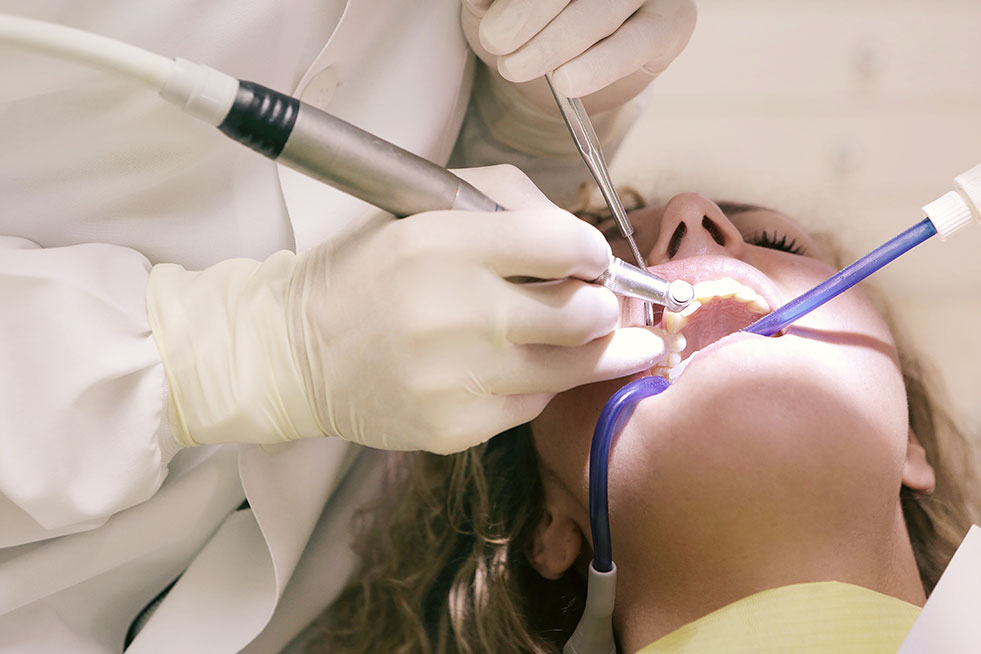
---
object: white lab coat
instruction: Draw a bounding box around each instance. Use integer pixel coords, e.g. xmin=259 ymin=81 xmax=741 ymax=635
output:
xmin=0 ymin=0 xmax=525 ymax=651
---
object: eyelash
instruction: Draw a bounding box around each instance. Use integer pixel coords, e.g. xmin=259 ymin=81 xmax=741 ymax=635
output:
xmin=749 ymin=231 xmax=806 ymax=255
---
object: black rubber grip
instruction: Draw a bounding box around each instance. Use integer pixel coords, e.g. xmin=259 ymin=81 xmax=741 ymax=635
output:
xmin=218 ymin=80 xmax=299 ymax=159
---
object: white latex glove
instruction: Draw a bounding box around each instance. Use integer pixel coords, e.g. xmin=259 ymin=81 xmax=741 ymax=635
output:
xmin=147 ymin=165 xmax=666 ymax=454
xmin=462 ymin=0 xmax=697 ymax=114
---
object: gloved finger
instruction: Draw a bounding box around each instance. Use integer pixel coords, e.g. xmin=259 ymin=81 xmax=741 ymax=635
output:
xmin=451 ymin=164 xmax=553 ymax=211
xmin=502 ymin=279 xmax=620 ymax=347
xmin=490 ymin=327 xmax=668 ymax=395
xmin=550 ymin=0 xmax=697 ymax=98
xmin=496 ymin=0 xmax=644 ymax=84
xmin=477 ymin=0 xmax=569 ymax=56
xmin=424 ymin=391 xmax=555 ymax=454
xmin=437 ymin=208 xmax=612 ymax=281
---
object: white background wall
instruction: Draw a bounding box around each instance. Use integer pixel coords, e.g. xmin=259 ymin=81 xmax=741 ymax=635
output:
xmin=612 ymin=0 xmax=981 ymax=443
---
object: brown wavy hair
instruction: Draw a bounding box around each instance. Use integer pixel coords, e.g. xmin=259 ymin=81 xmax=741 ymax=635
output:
xmin=307 ymin=193 xmax=980 ymax=654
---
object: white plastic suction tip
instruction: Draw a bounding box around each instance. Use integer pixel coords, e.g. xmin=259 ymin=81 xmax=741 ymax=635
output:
xmin=923 ymin=191 xmax=972 ymax=241
xmin=923 ymin=164 xmax=981 ymax=241
xmin=954 ymin=164 xmax=981 ymax=221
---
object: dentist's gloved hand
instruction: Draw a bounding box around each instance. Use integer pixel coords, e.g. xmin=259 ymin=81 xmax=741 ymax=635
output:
xmin=461 ymin=0 xmax=697 ymax=113
xmin=147 ymin=165 xmax=666 ymax=454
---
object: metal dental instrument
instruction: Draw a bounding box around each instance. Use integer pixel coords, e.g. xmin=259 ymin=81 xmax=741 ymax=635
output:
xmin=544 ymin=71 xmax=671 ymax=325
xmin=0 ymin=13 xmax=694 ymax=311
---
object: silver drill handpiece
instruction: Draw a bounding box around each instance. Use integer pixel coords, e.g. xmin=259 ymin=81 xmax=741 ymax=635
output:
xmin=215 ymin=80 xmax=500 ymax=216
xmin=593 ymin=258 xmax=694 ymax=313
xmin=210 ymin=79 xmax=697 ymax=310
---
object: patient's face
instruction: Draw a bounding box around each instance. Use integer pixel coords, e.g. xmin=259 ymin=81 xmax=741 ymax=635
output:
xmin=531 ymin=194 xmax=910 ymax=567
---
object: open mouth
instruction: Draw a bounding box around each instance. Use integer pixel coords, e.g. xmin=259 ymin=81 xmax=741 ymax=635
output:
xmin=633 ymin=258 xmax=785 ymax=381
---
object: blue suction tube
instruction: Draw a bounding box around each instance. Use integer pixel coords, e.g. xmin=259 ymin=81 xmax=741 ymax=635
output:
xmin=743 ymin=218 xmax=938 ymax=336
xmin=589 ymin=375 xmax=671 ymax=572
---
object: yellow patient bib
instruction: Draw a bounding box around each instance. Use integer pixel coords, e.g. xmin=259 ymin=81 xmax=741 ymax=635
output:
xmin=638 ymin=582 xmax=920 ymax=654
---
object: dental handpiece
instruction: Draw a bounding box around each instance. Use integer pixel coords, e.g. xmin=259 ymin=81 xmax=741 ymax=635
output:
xmin=210 ymin=74 xmax=692 ymax=310
xmin=0 ymin=14 xmax=693 ymax=311
xmin=159 ymin=62 xmax=694 ymax=310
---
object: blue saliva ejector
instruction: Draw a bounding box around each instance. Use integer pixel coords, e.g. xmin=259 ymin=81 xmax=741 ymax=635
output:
xmin=567 ymin=165 xmax=981 ymax=654
xmin=745 ymin=164 xmax=981 ymax=336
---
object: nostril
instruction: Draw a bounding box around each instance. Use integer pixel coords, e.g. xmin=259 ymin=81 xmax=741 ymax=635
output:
xmin=667 ymin=222 xmax=687 ymax=258
xmin=702 ymin=216 xmax=726 ymax=246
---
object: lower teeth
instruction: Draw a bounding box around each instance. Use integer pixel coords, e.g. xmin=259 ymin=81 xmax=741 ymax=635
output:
xmin=652 ymin=352 xmax=694 ymax=381
xmin=667 ymin=356 xmax=692 ymax=381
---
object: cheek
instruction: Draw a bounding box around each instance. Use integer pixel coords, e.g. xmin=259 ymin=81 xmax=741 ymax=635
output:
xmin=744 ymin=248 xmax=835 ymax=295
xmin=701 ymin=258 xmax=908 ymax=461
xmin=610 ymin=208 xmax=664 ymax=262
xmin=533 ymin=378 xmax=637 ymax=498
xmin=746 ymin=249 xmax=899 ymax=350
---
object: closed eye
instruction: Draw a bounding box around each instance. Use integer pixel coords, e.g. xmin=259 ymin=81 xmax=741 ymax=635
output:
xmin=749 ymin=230 xmax=806 ymax=255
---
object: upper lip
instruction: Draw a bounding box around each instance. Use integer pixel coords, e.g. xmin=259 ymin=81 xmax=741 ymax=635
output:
xmin=624 ymin=255 xmax=785 ymax=327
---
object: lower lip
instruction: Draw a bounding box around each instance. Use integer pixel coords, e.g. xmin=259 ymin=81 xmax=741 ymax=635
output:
xmin=669 ymin=330 xmax=774 ymax=382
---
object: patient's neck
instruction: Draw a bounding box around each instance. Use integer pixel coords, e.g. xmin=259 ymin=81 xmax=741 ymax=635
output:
xmin=612 ymin=501 xmax=925 ymax=653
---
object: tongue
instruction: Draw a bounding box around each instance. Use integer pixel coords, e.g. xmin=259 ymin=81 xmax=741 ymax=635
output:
xmin=679 ymin=301 xmax=760 ymax=357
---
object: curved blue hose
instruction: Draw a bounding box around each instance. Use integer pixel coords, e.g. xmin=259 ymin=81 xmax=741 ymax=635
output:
xmin=589 ymin=375 xmax=670 ymax=572
xmin=744 ymin=218 xmax=937 ymax=336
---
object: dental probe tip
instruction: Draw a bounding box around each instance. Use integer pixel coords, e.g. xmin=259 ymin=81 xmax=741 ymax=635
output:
xmin=624 ymin=234 xmax=645 ymax=267
xmin=642 ymin=303 xmax=656 ymax=326
xmin=623 ymin=234 xmax=657 ymax=324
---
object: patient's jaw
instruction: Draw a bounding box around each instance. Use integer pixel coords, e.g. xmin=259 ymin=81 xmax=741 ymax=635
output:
xmin=530 ymin=194 xmax=933 ymax=652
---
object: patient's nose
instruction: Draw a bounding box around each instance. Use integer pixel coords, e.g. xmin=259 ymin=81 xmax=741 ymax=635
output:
xmin=647 ymin=193 xmax=744 ymax=264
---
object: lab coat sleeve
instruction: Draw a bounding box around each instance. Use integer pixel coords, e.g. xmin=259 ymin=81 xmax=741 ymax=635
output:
xmin=0 ymin=235 xmax=180 ymax=544
xmin=449 ymin=60 xmax=643 ymax=208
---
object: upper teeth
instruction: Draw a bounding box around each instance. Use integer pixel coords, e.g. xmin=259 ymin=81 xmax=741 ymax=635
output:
xmin=662 ymin=277 xmax=769 ymax=334
xmin=650 ymin=277 xmax=771 ymax=380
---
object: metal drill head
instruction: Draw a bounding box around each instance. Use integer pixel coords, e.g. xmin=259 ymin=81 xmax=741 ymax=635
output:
xmin=666 ymin=280 xmax=695 ymax=312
